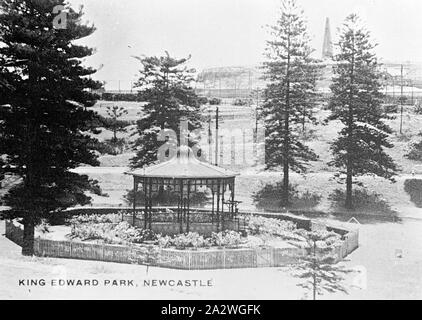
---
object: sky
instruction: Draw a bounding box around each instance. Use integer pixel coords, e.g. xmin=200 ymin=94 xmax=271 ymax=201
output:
xmin=69 ymin=0 xmax=422 ymax=89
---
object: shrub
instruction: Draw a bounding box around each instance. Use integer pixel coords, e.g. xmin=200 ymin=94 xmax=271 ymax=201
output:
xmin=103 ymin=138 xmax=128 ymax=155
xmin=69 ymin=217 xmax=158 ymax=245
xmin=101 ymin=92 xmax=140 ymax=102
xmin=415 ymin=101 xmax=422 ymax=114
xmin=198 ymin=97 xmax=208 ymax=105
xmin=209 ymin=97 xmax=222 ymax=105
xmin=91 ymin=138 xmax=128 ymax=156
xmin=233 ymin=98 xmax=249 ymax=106
xmin=404 ymin=179 xmax=422 ymax=208
xmin=405 ymin=140 xmax=422 ymax=161
xmin=138 ymin=229 xmax=158 ymax=242
xmin=252 ymin=183 xmax=321 ymax=210
xmin=69 ymin=213 xmax=121 ymax=225
xmin=211 ymin=230 xmax=242 ymax=248
xmin=70 ymin=223 xmax=113 ymax=241
xmin=383 ymin=104 xmax=398 ymax=113
xmin=328 ymin=188 xmax=396 ymax=215
xmin=111 ymin=222 xmax=143 ymax=244
xmin=156 ymin=231 xmax=243 ymax=249
xmin=157 ymin=235 xmax=173 ymax=248
xmin=170 ymin=232 xmax=210 ymax=250
xmin=293 ymin=229 xmax=343 ymax=249
xmin=247 ymin=216 xmax=299 ymax=241
xmin=91 ymin=140 xmax=118 ymax=155
xmin=36 ymin=219 xmax=51 ymax=234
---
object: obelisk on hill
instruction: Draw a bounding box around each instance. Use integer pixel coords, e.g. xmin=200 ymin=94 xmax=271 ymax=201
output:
xmin=322 ymin=17 xmax=333 ymax=59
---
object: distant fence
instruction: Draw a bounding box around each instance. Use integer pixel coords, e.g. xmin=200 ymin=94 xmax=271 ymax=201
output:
xmin=4 ymin=214 xmax=358 ymax=269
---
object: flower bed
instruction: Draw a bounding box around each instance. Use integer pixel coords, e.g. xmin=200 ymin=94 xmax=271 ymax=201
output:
xmin=61 ymin=213 xmax=345 ymax=255
xmin=157 ymin=230 xmax=243 ymax=250
xmin=68 ymin=213 xmax=244 ymax=249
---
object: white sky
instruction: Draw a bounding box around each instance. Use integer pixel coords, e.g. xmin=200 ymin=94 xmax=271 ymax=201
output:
xmin=69 ymin=0 xmax=422 ymax=86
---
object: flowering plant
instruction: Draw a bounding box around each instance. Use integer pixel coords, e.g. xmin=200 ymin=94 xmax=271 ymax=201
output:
xmin=247 ymin=216 xmax=299 ymax=240
xmin=211 ymin=230 xmax=242 ymax=248
xmin=171 ymin=232 xmax=211 ymax=250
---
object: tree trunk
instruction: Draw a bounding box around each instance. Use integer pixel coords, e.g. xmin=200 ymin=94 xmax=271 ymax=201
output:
xmin=345 ymin=32 xmax=356 ymax=210
xmin=313 ymin=241 xmax=317 ymax=300
xmin=283 ymin=159 xmax=289 ymax=206
xmin=345 ymin=169 xmax=353 ymax=209
xmin=22 ymin=216 xmax=35 ymax=256
xmin=283 ymin=29 xmax=291 ymax=206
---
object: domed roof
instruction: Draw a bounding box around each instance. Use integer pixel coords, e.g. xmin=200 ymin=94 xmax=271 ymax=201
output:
xmin=127 ymin=146 xmax=238 ymax=179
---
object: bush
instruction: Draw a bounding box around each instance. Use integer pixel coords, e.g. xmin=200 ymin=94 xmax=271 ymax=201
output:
xmin=404 ymin=179 xmax=422 ymax=207
xmin=415 ymin=101 xmax=422 ymax=114
xmin=70 ymin=219 xmax=158 ymax=245
xmin=383 ymin=104 xmax=398 ymax=113
xmin=138 ymin=229 xmax=158 ymax=242
xmin=170 ymin=232 xmax=211 ymax=250
xmin=252 ymin=183 xmax=321 ymax=210
xmin=233 ymin=98 xmax=249 ymax=106
xmin=101 ymin=92 xmax=139 ymax=102
xmin=36 ymin=219 xmax=51 ymax=234
xmin=198 ymin=97 xmax=208 ymax=105
xmin=91 ymin=140 xmax=118 ymax=155
xmin=405 ymin=139 xmax=422 ymax=161
xmin=156 ymin=231 xmax=243 ymax=249
xmin=294 ymin=229 xmax=342 ymax=249
xmin=91 ymin=138 xmax=128 ymax=156
xmin=328 ymin=188 xmax=396 ymax=215
xmin=211 ymin=230 xmax=242 ymax=248
xmin=157 ymin=235 xmax=173 ymax=248
xmin=104 ymin=138 xmax=128 ymax=155
xmin=70 ymin=223 xmax=113 ymax=241
xmin=111 ymin=222 xmax=144 ymax=244
xmin=209 ymin=97 xmax=222 ymax=105
xmin=247 ymin=216 xmax=299 ymax=241
xmin=69 ymin=213 xmax=122 ymax=225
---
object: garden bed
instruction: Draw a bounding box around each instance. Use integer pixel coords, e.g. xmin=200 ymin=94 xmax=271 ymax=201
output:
xmin=6 ymin=211 xmax=359 ymax=270
xmin=35 ymin=216 xmax=298 ymax=251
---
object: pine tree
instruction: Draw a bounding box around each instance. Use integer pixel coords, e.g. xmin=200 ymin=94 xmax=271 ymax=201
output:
xmin=101 ymin=105 xmax=130 ymax=154
xmin=105 ymin=105 xmax=129 ymax=142
xmin=0 ymin=0 xmax=102 ymax=255
xmin=293 ymin=230 xmax=352 ymax=300
xmin=130 ymin=52 xmax=203 ymax=168
xmin=328 ymin=14 xmax=398 ymax=209
xmin=262 ymin=0 xmax=321 ymax=205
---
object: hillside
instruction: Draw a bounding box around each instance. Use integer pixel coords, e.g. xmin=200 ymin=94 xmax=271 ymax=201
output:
xmin=55 ymin=101 xmax=422 ymax=220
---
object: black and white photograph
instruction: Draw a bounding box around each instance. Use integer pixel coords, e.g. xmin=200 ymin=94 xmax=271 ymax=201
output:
xmin=0 ymin=0 xmax=421 ymax=303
